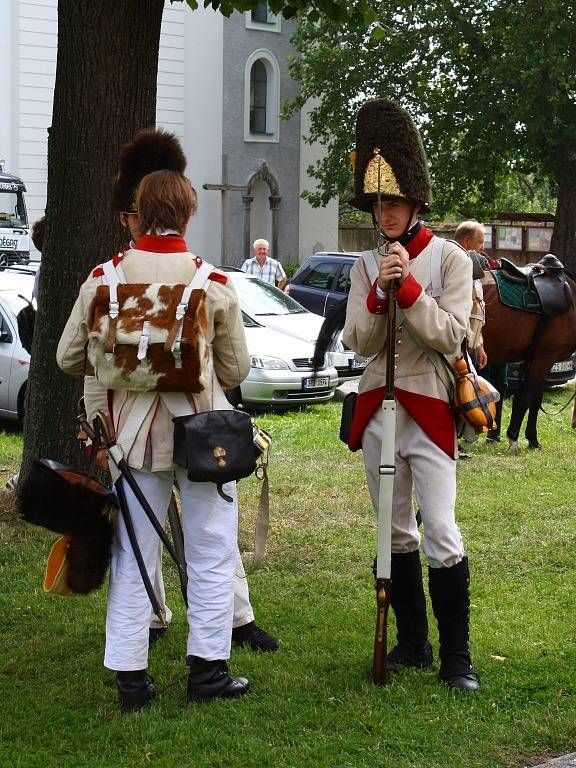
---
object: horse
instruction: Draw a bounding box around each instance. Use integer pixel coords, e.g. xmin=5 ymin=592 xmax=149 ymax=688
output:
xmin=481 ymin=269 xmax=576 ymax=452
xmin=312 ymin=261 xmax=576 ymax=454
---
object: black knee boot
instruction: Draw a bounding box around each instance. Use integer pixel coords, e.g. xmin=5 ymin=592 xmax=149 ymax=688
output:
xmin=116 ymin=670 xmax=156 ymax=713
xmin=385 ymin=551 xmax=433 ymax=671
xmin=428 ymin=558 xmax=480 ymax=691
xmin=186 ymin=657 xmax=250 ymax=703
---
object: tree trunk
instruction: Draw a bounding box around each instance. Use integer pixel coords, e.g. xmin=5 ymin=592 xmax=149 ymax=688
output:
xmin=21 ymin=0 xmax=165 ymax=482
xmin=550 ymin=179 xmax=576 ymax=275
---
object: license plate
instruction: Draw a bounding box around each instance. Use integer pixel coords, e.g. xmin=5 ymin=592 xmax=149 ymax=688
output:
xmin=551 ymin=360 xmax=573 ymax=373
xmin=303 ymin=376 xmax=330 ymax=389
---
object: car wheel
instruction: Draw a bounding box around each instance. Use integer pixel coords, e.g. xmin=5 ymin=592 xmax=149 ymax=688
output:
xmin=0 ymin=254 xmax=8 ymax=268
xmin=17 ymin=384 xmax=26 ymax=424
xmin=226 ymin=386 xmax=243 ymax=409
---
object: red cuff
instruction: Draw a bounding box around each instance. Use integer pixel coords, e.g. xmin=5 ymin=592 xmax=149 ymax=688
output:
xmin=366 ymin=281 xmax=389 ymax=314
xmin=396 ymin=273 xmax=422 ymax=309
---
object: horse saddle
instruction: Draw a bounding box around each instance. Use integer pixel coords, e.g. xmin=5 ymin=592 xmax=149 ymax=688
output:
xmin=498 ymin=255 xmax=573 ymax=317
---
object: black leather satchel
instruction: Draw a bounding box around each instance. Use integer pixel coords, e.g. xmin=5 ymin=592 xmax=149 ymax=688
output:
xmin=339 ymin=391 xmax=358 ymax=445
xmin=172 ymin=410 xmax=257 ymax=501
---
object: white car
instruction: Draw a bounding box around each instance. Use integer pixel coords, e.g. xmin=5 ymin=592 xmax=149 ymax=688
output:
xmin=238 ymin=310 xmax=338 ymax=408
xmin=226 ymin=269 xmax=366 ymax=383
xmin=0 ymin=287 xmax=31 ymax=421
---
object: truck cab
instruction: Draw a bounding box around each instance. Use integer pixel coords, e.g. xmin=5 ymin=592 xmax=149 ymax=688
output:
xmin=0 ymin=163 xmax=30 ymax=267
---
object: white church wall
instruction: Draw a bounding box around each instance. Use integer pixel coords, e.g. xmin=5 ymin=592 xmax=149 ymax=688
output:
xmin=157 ymin=4 xmax=186 ymax=141
xmin=179 ymin=5 xmax=223 ymax=263
xmin=298 ymin=100 xmax=338 ymax=263
xmin=5 ymin=0 xmax=224 ymax=263
xmin=0 ymin=0 xmax=17 ymax=174
xmin=14 ymin=0 xmax=57 ymax=255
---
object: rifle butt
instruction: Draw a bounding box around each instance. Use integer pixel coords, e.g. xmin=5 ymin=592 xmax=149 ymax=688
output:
xmin=372 ymin=578 xmax=391 ymax=685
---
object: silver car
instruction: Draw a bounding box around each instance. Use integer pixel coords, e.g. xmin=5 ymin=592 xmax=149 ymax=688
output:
xmin=226 ymin=270 xmax=366 ymax=383
xmin=239 ymin=311 xmax=338 ymax=408
xmin=0 ymin=288 xmax=31 ymax=421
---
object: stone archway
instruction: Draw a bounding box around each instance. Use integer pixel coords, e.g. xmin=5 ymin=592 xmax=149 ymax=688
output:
xmin=242 ymin=161 xmax=281 ymax=260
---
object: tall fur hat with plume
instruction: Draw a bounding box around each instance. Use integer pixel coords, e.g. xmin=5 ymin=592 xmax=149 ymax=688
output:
xmin=18 ymin=459 xmax=115 ymax=594
xmin=112 ymin=128 xmax=187 ymax=213
xmin=349 ymin=99 xmax=432 ymax=213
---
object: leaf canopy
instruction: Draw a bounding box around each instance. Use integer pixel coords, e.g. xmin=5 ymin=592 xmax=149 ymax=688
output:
xmin=184 ymin=0 xmax=377 ymax=25
xmin=287 ymin=0 xmax=576 ymax=218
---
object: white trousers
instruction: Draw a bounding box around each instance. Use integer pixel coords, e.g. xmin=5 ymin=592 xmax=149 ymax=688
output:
xmin=362 ymin=401 xmax=464 ymax=569
xmin=149 ymin=544 xmax=254 ymax=631
xmin=104 ymin=467 xmax=237 ymax=671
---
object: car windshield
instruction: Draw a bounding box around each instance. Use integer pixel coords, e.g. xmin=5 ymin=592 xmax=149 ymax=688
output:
xmin=232 ymin=276 xmax=306 ymax=316
xmin=0 ymin=290 xmax=31 ymax=316
xmin=0 ymin=191 xmax=28 ymax=229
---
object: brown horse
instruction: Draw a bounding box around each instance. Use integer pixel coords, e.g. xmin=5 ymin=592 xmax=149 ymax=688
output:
xmin=481 ymin=271 xmax=576 ymax=452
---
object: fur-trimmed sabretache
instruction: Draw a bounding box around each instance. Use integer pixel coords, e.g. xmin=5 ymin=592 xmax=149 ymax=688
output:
xmin=18 ymin=459 xmax=115 ymax=594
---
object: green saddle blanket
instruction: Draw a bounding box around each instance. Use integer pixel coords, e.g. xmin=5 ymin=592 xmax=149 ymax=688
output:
xmin=492 ymin=270 xmax=541 ymax=314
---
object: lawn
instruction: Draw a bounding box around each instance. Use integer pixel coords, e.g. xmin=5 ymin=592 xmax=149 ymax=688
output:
xmin=1 ymin=390 xmax=575 ymax=768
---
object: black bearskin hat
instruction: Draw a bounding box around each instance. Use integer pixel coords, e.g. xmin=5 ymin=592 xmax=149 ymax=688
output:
xmin=349 ymin=99 xmax=431 ymax=213
xmin=112 ymin=128 xmax=187 ymax=213
xmin=18 ymin=459 xmax=115 ymax=594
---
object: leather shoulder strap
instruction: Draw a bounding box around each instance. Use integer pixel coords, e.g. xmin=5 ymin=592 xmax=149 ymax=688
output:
xmin=361 ymin=239 xmax=445 ymax=298
xmin=361 ymin=250 xmax=380 ymax=284
xmin=101 ymin=258 xmax=125 ymax=287
xmin=430 ymin=236 xmax=445 ymax=298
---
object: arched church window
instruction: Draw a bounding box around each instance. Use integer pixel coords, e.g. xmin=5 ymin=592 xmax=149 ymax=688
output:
xmin=244 ymin=50 xmax=280 ymax=143
xmin=250 ymin=60 xmax=268 ymax=134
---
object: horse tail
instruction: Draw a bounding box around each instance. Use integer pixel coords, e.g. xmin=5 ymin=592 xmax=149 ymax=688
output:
xmin=312 ymin=299 xmax=348 ymax=374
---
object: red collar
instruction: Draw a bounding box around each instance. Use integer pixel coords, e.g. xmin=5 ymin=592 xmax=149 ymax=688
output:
xmin=405 ymin=226 xmax=434 ymax=259
xmin=133 ymin=234 xmax=188 ymax=253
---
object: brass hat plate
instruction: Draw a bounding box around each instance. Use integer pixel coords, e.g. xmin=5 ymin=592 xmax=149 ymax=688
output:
xmin=363 ymin=148 xmax=403 ymax=197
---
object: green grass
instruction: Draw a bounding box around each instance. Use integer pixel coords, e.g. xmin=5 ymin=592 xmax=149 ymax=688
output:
xmin=1 ymin=390 xmax=576 ymax=768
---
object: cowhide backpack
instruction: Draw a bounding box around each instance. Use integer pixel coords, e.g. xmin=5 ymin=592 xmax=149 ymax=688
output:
xmin=87 ymin=256 xmax=214 ymax=392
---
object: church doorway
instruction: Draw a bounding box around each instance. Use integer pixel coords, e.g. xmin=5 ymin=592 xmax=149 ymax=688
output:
xmin=249 ymin=179 xmax=272 ymax=248
xmin=243 ymin=161 xmax=281 ymax=261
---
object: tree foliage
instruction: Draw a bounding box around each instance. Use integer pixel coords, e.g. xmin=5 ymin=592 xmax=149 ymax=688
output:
xmin=287 ymin=0 xmax=576 ymax=245
xmin=185 ymin=0 xmax=377 ymax=24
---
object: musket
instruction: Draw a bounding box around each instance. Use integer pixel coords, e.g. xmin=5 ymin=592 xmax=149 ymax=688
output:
xmin=371 ymin=171 xmax=397 ymax=686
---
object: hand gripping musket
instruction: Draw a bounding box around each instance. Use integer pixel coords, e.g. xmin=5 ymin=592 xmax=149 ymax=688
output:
xmin=372 ymin=167 xmax=397 ymax=686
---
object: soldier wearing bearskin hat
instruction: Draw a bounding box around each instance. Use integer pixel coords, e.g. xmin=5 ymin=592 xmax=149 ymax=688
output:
xmin=56 ymin=129 xmax=253 ymax=712
xmin=344 ymin=100 xmax=479 ymax=691
xmin=84 ymin=129 xmax=278 ymax=656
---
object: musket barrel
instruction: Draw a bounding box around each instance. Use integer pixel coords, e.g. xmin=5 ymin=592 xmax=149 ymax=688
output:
xmin=371 ymin=258 xmax=398 ymax=685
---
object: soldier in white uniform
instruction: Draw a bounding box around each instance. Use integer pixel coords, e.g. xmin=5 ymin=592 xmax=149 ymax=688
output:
xmin=83 ymin=130 xmax=278 ymax=655
xmin=343 ymin=100 xmax=480 ymax=691
xmin=57 ymin=130 xmax=253 ymax=711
